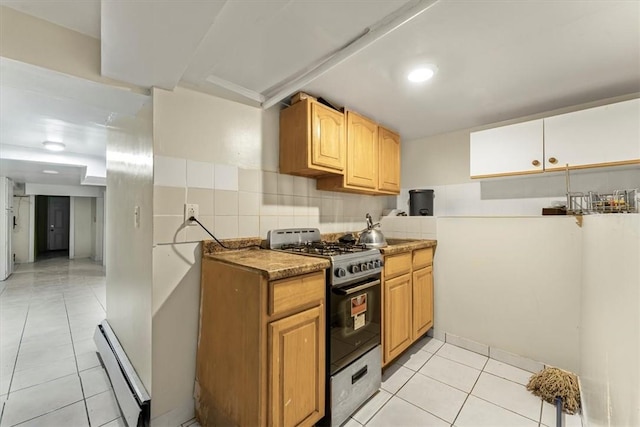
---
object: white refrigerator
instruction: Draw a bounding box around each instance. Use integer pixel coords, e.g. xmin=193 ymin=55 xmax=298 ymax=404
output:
xmin=0 ymin=177 xmax=14 ymax=281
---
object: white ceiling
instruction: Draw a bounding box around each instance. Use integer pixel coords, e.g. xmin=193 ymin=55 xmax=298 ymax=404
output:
xmin=2 ymin=0 xmax=639 ymax=141
xmin=0 ymin=58 xmax=149 ymax=186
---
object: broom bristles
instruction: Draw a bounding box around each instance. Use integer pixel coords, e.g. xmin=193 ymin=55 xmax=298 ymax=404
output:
xmin=527 ymin=367 xmax=581 ymax=415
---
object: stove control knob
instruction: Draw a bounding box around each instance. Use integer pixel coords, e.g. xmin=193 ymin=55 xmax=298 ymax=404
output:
xmin=350 ymin=264 xmax=360 ymax=274
xmin=373 ymin=260 xmax=382 ymax=268
xmin=360 ymin=263 xmax=369 ymax=271
xmin=367 ymin=261 xmax=375 ymax=270
xmin=335 ymin=267 xmax=347 ymax=278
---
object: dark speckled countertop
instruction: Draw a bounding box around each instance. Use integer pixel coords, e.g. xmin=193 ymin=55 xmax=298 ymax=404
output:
xmin=201 ymin=236 xmax=436 ymax=279
xmin=380 ymin=239 xmax=437 ymax=255
xmin=202 ymin=239 xmax=329 ymax=281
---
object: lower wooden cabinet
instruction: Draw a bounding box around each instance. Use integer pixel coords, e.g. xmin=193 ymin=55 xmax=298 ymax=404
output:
xmin=383 ymin=273 xmax=413 ymax=362
xmin=412 ymin=265 xmax=434 ymax=340
xmin=196 ymin=261 xmax=325 ymax=427
xmin=269 ymin=305 xmax=325 ymax=427
xmin=382 ymin=247 xmax=434 ymax=366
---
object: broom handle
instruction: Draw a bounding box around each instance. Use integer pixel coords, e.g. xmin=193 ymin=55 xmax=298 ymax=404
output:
xmin=555 ymin=396 xmax=563 ymax=427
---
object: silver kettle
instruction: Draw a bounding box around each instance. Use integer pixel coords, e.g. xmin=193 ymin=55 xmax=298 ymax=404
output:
xmin=358 ymin=213 xmax=387 ymax=248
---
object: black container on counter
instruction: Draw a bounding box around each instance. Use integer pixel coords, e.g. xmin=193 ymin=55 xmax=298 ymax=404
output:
xmin=409 ymin=189 xmax=434 ymax=216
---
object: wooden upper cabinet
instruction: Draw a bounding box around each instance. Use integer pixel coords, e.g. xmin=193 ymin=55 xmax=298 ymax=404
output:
xmin=280 ymin=99 xmax=345 ymax=176
xmin=311 ymin=103 xmax=345 ymax=171
xmin=346 ymin=111 xmax=379 ymax=189
xmin=378 ymin=127 xmax=401 ymax=193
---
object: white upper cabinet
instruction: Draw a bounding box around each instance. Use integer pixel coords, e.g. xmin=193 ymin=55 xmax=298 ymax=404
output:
xmin=470 ymin=98 xmax=640 ymax=178
xmin=544 ymin=98 xmax=640 ymax=170
xmin=470 ymin=119 xmax=544 ymax=178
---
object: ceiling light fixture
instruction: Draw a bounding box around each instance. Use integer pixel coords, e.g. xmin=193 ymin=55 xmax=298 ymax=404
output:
xmin=42 ymin=170 xmax=59 ymax=174
xmin=407 ymin=65 xmax=437 ymax=83
xmin=43 ymin=141 xmax=66 ymax=152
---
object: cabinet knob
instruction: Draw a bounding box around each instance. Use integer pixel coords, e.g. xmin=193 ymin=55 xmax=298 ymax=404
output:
xmin=548 ymin=157 xmax=558 ymax=164
xmin=532 ymin=160 xmax=540 ymax=167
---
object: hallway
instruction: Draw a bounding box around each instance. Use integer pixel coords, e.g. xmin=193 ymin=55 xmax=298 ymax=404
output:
xmin=0 ymin=258 xmax=123 ymax=426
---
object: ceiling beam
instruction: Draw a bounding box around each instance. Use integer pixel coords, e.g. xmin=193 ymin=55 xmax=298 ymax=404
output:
xmin=261 ymin=0 xmax=440 ymax=109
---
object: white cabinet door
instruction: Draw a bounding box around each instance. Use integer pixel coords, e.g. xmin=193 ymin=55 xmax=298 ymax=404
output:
xmin=544 ymin=98 xmax=640 ymax=170
xmin=470 ymin=119 xmax=544 ymax=178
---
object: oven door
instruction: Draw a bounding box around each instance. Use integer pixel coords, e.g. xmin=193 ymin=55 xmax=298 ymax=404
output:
xmin=329 ymin=276 xmax=381 ymax=374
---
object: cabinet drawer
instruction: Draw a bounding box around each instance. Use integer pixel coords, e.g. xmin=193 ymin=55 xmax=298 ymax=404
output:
xmin=383 ymin=252 xmax=411 ymax=279
xmin=269 ymin=271 xmax=325 ymax=316
xmin=412 ymin=248 xmax=433 ymax=269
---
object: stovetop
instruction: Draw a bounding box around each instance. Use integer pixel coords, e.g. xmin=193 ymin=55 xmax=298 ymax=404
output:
xmin=268 ymin=228 xmax=383 ymax=287
xmin=279 ymin=241 xmax=371 ymax=257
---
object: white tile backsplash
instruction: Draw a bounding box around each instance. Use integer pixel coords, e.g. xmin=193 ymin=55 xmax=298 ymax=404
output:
xmin=152 ymin=155 xmax=395 ymax=244
xmin=262 ymin=171 xmax=278 ymax=195
xmin=277 ymin=173 xmax=294 ymax=195
xmin=238 ymin=192 xmax=260 ymax=216
xmin=238 ymin=168 xmax=260 ymax=193
xmin=155 ymin=156 xmax=186 ymax=188
xmin=293 ymin=176 xmax=309 ymax=197
xmin=238 ymin=215 xmax=259 ymax=238
xmin=186 ymin=160 xmax=214 ymax=189
xmin=214 ymin=164 xmax=238 ymax=191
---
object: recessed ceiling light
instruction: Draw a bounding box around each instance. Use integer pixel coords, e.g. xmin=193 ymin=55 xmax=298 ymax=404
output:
xmin=42 ymin=170 xmax=59 ymax=174
xmin=43 ymin=141 xmax=65 ymax=152
xmin=407 ymin=65 xmax=437 ymax=83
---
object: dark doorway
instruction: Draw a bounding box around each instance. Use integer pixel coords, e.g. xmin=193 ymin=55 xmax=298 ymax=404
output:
xmin=35 ymin=196 xmax=70 ymax=259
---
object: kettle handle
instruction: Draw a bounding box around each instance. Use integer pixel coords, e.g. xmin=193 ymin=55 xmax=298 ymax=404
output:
xmin=365 ymin=213 xmax=374 ymax=229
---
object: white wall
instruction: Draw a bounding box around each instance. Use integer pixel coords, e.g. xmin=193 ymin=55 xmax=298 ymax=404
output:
xmin=433 ymin=216 xmax=582 ymax=373
xmin=106 ymin=103 xmax=154 ymax=391
xmin=11 ymin=196 xmax=30 ymax=263
xmin=580 ymin=215 xmax=640 ymax=427
xmin=73 ymin=197 xmax=93 ymax=259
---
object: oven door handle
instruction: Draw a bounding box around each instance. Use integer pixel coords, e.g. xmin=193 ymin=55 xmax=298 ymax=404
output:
xmin=333 ymin=279 xmax=380 ymax=295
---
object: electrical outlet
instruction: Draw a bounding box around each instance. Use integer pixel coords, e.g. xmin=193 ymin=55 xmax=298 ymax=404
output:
xmin=185 ymin=203 xmax=199 ymax=225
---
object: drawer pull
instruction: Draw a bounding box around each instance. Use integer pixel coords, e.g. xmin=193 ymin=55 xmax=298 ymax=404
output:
xmin=532 ymin=160 xmax=540 ymax=166
xmin=549 ymin=157 xmax=558 ymax=164
xmin=352 ymin=366 xmax=368 ymax=384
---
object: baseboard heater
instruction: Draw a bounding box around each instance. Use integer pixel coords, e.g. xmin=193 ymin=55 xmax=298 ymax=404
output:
xmin=94 ymin=320 xmax=151 ymax=427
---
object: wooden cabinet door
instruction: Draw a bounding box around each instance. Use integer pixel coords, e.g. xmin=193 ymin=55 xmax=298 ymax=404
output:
xmin=378 ymin=127 xmax=401 ymax=193
xmin=311 ymin=103 xmax=345 ymax=171
xmin=269 ymin=305 xmax=325 ymax=427
xmin=544 ymin=98 xmax=640 ymax=170
xmin=383 ymin=274 xmax=412 ymax=363
xmin=346 ymin=111 xmax=378 ymax=189
xmin=412 ymin=266 xmax=433 ymax=340
xmin=470 ymin=119 xmax=544 ymax=178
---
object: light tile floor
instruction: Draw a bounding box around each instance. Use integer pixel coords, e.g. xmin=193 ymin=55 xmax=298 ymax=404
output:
xmin=345 ymin=338 xmax=583 ymax=427
xmin=1 ymin=258 xmax=583 ymax=427
xmin=0 ymin=258 xmax=126 ymax=427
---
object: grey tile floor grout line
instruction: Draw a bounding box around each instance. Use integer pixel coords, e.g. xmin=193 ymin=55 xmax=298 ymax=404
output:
xmin=62 ymin=291 xmax=93 ymax=427
xmin=392 ymin=392 xmax=453 ymax=426
xmin=3 ymin=294 xmax=33 ymax=404
xmin=449 ymin=355 xmax=489 ymax=426
xmin=9 ymin=398 xmax=86 ymax=427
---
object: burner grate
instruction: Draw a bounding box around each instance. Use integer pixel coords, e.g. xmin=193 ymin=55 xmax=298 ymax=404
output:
xmin=280 ymin=241 xmax=369 ymax=256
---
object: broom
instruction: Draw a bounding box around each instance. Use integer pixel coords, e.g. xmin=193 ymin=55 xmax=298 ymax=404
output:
xmin=527 ymin=367 xmax=581 ymax=415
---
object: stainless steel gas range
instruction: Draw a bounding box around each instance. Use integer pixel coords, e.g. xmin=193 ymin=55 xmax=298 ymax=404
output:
xmin=268 ymin=228 xmax=382 ymax=427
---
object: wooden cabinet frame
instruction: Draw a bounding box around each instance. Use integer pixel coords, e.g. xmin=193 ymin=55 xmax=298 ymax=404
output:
xmin=196 ymin=262 xmax=326 ymax=427
xmin=382 ymin=247 xmax=434 ymax=367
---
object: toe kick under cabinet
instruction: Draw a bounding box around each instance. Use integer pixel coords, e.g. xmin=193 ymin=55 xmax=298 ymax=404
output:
xmin=382 ymin=247 xmax=434 ymax=366
xmin=195 ymin=259 xmax=326 ymax=427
